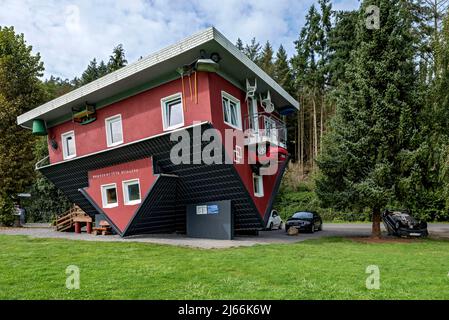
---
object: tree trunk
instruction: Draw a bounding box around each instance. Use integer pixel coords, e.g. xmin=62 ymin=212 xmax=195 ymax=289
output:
xmin=312 ymin=95 xmax=318 ymax=159
xmin=371 ymin=207 xmax=382 ymax=239
xmin=300 ymin=95 xmax=305 ymax=173
xmin=294 ymin=119 xmax=298 ymax=162
xmin=309 ymin=109 xmax=314 ymax=168
xmin=295 ymin=96 xmax=304 ymax=166
xmin=320 ymin=95 xmax=325 ymax=151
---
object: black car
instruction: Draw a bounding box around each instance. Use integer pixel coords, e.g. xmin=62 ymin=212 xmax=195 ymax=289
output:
xmin=382 ymin=209 xmax=428 ymax=238
xmin=285 ymin=211 xmax=322 ymax=233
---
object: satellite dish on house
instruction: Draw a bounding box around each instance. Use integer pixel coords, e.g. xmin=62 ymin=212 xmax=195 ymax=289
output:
xmin=210 ymin=52 xmax=222 ymax=63
xmin=259 ymin=90 xmax=275 ymax=113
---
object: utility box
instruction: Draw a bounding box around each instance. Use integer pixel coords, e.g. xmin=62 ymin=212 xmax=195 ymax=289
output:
xmin=186 ymin=200 xmax=233 ymax=240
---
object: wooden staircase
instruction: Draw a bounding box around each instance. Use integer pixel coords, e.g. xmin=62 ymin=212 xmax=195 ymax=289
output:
xmin=55 ymin=205 xmax=89 ymax=232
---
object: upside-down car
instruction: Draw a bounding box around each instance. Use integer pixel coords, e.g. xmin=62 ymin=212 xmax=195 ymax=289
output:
xmin=382 ymin=209 xmax=428 ymax=238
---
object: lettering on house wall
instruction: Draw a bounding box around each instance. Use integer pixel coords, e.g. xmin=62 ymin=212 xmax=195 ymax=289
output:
xmin=91 ymin=169 xmax=139 ymax=180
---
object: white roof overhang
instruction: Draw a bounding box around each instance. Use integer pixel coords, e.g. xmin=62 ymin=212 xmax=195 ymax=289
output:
xmin=17 ymin=27 xmax=299 ymax=128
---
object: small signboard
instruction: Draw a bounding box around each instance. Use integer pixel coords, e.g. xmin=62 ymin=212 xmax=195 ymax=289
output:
xmin=207 ymin=205 xmax=219 ymax=215
xmin=196 ymin=204 xmax=219 ymax=215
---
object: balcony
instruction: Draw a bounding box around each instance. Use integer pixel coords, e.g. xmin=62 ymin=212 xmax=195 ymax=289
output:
xmin=243 ymin=113 xmax=287 ymax=148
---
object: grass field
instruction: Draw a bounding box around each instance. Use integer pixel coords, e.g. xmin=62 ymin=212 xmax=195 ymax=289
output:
xmin=0 ymin=234 xmax=448 ymax=300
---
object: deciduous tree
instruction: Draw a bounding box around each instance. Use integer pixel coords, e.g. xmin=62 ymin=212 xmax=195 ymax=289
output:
xmin=0 ymin=26 xmax=45 ymax=223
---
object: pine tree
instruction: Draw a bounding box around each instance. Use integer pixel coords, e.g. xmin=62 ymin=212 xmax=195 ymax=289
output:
xmin=80 ymin=58 xmax=100 ymax=85
xmin=432 ymin=12 xmax=449 ymax=215
xmin=259 ymin=41 xmax=275 ymax=77
xmin=274 ymin=45 xmax=293 ymax=94
xmin=291 ymin=4 xmax=324 ymax=166
xmin=107 ymin=44 xmax=128 ymax=72
xmin=316 ymin=0 xmax=420 ymax=237
xmin=44 ymin=76 xmax=74 ymax=98
xmin=236 ymin=38 xmax=244 ymax=52
xmin=425 ymin=11 xmax=449 ymax=219
xmin=317 ymin=0 xmax=332 ymax=86
xmin=98 ymin=60 xmax=108 ymax=77
xmin=0 ymin=27 xmax=45 ymax=224
xmin=328 ymin=10 xmax=359 ymax=86
xmin=244 ymin=37 xmax=261 ymax=63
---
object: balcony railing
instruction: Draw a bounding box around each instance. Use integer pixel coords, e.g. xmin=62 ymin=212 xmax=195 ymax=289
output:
xmin=243 ymin=113 xmax=287 ymax=148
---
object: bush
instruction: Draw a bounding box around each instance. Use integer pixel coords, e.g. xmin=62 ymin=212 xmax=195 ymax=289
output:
xmin=21 ymin=174 xmax=72 ymax=223
xmin=0 ymin=196 xmax=15 ymax=226
xmin=274 ymin=181 xmax=371 ymax=222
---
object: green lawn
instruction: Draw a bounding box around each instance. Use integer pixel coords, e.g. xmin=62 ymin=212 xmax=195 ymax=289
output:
xmin=1 ymin=235 xmax=449 ymax=300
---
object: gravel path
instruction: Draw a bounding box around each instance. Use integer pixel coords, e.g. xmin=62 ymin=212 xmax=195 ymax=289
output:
xmin=0 ymin=223 xmax=447 ymax=249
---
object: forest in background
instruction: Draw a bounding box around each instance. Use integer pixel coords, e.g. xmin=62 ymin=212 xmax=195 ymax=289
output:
xmin=1 ymin=0 xmax=449 ymax=228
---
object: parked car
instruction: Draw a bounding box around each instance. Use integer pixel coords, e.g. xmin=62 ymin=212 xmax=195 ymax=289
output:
xmin=285 ymin=211 xmax=322 ymax=233
xmin=266 ymin=210 xmax=283 ymax=230
xmin=382 ymin=209 xmax=428 ymax=238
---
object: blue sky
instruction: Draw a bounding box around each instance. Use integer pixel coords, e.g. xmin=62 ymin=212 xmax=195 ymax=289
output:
xmin=0 ymin=0 xmax=360 ymax=79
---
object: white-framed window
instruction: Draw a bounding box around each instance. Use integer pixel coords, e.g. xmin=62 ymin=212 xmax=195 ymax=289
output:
xmin=222 ymin=91 xmax=242 ymax=130
xmin=105 ymin=114 xmax=124 ymax=147
xmin=122 ymin=179 xmax=141 ymax=206
xmin=101 ymin=183 xmax=118 ymax=208
xmin=248 ymin=97 xmax=259 ymax=131
xmin=253 ymin=174 xmax=264 ymax=197
xmin=61 ymin=131 xmax=76 ymax=160
xmin=234 ymin=145 xmax=243 ymax=163
xmin=161 ymin=93 xmax=184 ymax=131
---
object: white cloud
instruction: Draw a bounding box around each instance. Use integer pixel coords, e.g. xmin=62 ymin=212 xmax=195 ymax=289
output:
xmin=0 ymin=0 xmax=359 ymax=79
xmin=64 ymin=4 xmax=81 ymax=33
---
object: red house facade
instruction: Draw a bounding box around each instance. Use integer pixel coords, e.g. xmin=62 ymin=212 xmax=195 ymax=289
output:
xmin=18 ymin=28 xmax=299 ymax=238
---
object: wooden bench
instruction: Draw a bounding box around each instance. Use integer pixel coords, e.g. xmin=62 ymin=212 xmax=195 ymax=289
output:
xmin=92 ymin=220 xmax=112 ymax=236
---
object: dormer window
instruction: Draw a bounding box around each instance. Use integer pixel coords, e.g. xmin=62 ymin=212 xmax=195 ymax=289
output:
xmin=105 ymin=115 xmax=123 ymax=147
xmin=61 ymin=131 xmax=76 ymax=160
xmin=161 ymin=93 xmax=184 ymax=131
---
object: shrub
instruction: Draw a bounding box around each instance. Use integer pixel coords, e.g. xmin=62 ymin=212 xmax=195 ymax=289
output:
xmin=274 ymin=180 xmax=371 ymax=222
xmin=0 ymin=195 xmax=15 ymax=226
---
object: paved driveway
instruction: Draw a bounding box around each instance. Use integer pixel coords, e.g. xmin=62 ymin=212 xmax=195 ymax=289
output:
xmin=0 ymin=223 xmax=448 ymax=249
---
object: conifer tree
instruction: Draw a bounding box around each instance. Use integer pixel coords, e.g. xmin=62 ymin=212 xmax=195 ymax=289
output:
xmin=244 ymin=37 xmax=262 ymax=63
xmin=259 ymin=41 xmax=275 ymax=77
xmin=316 ymin=0 xmax=420 ymax=237
xmin=328 ymin=10 xmax=359 ymax=86
xmin=80 ymin=58 xmax=100 ymax=85
xmin=235 ymin=38 xmax=244 ymax=52
xmin=107 ymin=44 xmax=128 ymax=72
xmin=274 ymin=45 xmax=293 ymax=94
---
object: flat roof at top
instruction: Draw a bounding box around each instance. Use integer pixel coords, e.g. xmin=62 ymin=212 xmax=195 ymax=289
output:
xmin=17 ymin=27 xmax=299 ymax=128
